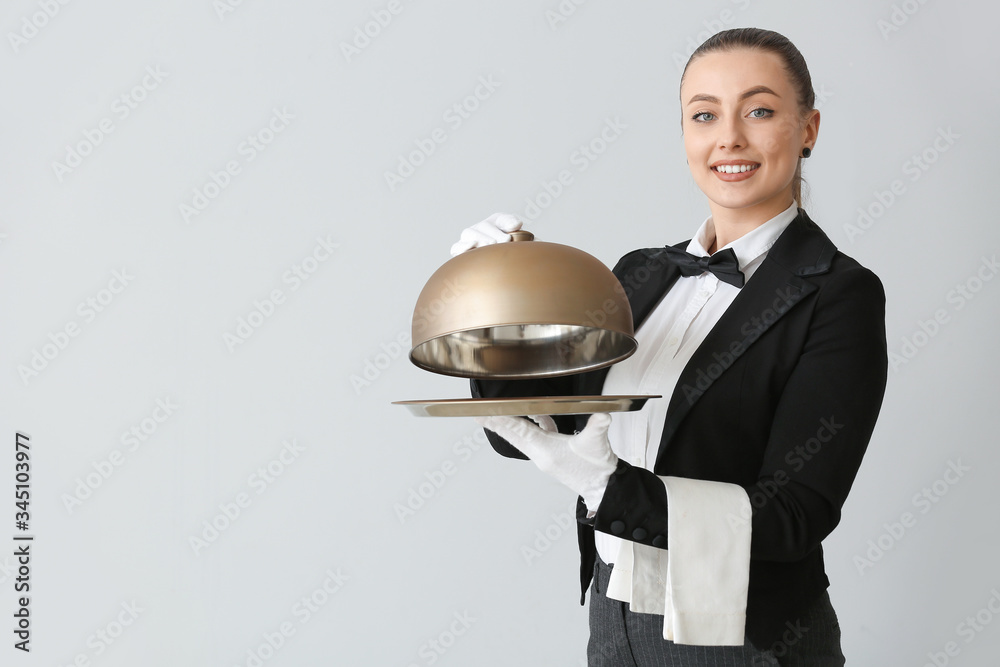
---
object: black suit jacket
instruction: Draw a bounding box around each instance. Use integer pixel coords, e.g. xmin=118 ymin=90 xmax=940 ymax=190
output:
xmin=470 ymin=208 xmax=888 ymax=650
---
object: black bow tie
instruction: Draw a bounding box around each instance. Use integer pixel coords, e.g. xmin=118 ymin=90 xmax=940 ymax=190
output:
xmin=661 ymin=245 xmax=745 ymax=288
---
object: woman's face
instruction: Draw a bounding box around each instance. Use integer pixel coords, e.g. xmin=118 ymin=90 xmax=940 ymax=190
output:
xmin=680 ymin=48 xmax=819 ymax=225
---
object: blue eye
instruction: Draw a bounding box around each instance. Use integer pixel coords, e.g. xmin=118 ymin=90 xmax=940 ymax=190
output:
xmin=748 ymin=108 xmax=774 ymax=119
xmin=692 ymin=112 xmax=715 ymax=122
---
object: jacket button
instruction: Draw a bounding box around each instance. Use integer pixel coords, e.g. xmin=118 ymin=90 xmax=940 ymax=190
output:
xmin=610 ymin=520 xmax=625 ymax=535
xmin=632 ymin=528 xmax=647 ymax=541
xmin=652 ymin=535 xmax=667 ymax=548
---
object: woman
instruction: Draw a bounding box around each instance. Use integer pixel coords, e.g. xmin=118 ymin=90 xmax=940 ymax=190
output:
xmin=456 ymin=28 xmax=887 ymax=665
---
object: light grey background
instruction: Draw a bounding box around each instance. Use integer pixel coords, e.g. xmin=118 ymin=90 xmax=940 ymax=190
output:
xmin=1 ymin=1 xmax=998 ymax=665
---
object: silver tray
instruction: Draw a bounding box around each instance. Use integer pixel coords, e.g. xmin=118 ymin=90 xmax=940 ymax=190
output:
xmin=392 ymin=395 xmax=661 ymax=418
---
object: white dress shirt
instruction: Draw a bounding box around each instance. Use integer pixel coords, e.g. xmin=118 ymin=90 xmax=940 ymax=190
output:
xmin=595 ymin=200 xmax=799 ymax=566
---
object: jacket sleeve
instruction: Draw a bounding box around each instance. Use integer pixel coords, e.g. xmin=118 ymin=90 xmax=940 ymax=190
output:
xmin=592 ymin=265 xmax=888 ymax=561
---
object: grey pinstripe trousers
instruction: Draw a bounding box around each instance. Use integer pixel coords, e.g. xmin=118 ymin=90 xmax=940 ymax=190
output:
xmin=587 ymin=557 xmax=846 ymax=666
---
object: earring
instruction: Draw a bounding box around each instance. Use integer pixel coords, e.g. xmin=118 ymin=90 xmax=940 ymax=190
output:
xmin=801 ymin=147 xmax=812 ymax=158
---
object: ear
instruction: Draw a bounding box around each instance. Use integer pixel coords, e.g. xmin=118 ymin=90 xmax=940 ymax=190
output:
xmin=803 ymin=108 xmax=820 ymax=150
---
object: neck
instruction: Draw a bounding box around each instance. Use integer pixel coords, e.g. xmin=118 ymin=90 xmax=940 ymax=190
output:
xmin=707 ymin=198 xmax=795 ymax=253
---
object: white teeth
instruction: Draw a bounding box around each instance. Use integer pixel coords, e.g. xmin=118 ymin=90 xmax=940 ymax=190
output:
xmin=714 ymin=164 xmax=759 ymax=174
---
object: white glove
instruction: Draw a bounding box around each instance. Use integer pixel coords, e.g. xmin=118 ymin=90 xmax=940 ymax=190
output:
xmin=450 ymin=212 xmax=524 ymax=256
xmin=474 ymin=412 xmax=618 ymax=512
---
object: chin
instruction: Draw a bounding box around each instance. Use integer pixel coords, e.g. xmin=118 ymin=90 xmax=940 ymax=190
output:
xmin=706 ymin=190 xmax=761 ymax=210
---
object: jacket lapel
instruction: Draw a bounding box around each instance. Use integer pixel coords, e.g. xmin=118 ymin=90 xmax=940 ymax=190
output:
xmin=651 ymin=208 xmax=837 ymax=470
xmin=575 ymin=249 xmax=683 ymax=397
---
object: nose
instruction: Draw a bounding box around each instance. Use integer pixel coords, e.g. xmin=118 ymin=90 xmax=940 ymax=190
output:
xmin=716 ymin=116 xmax=746 ymax=151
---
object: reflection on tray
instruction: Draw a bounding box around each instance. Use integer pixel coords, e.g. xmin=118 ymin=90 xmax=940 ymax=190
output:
xmin=392 ymin=395 xmax=662 ymax=418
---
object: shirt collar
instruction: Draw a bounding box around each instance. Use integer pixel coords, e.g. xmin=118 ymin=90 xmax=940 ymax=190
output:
xmin=686 ymin=200 xmax=800 ymax=271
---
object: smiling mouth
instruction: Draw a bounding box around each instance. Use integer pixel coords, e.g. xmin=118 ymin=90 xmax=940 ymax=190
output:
xmin=712 ymin=164 xmax=760 ymax=174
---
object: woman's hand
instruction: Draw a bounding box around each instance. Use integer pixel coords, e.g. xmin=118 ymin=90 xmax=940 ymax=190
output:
xmin=474 ymin=412 xmax=618 ymax=512
xmin=450 ymin=212 xmax=524 ymax=256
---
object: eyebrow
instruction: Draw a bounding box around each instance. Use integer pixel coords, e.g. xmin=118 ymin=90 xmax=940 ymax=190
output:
xmin=686 ymin=85 xmax=780 ymax=106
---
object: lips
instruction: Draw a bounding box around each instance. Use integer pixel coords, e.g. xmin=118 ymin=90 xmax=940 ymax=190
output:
xmin=713 ymin=164 xmax=759 ymax=174
xmin=709 ymin=160 xmax=760 ymax=182
xmin=710 ymin=161 xmax=760 ymax=174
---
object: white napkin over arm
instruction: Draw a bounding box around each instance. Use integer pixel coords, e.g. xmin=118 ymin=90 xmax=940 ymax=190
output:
xmin=662 ymin=476 xmax=751 ymax=645
xmin=601 ymin=476 xmax=751 ymax=646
